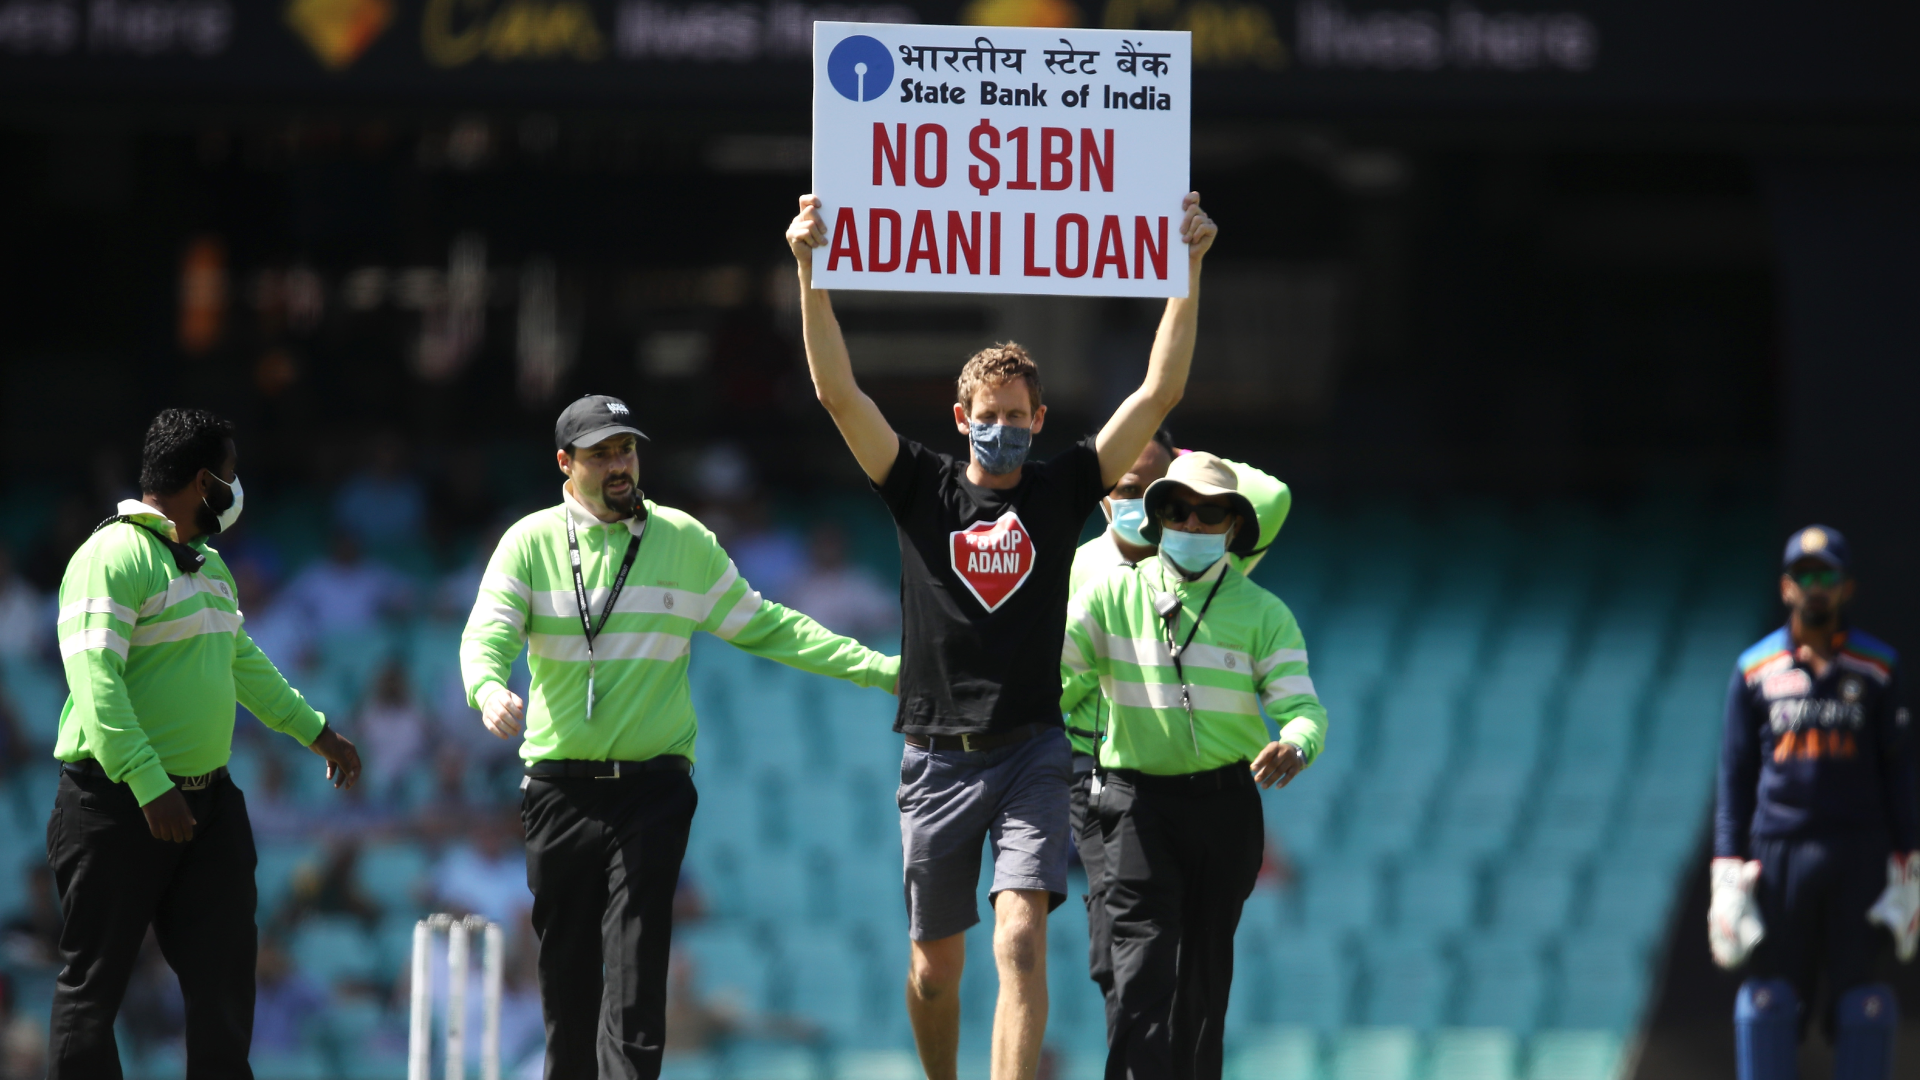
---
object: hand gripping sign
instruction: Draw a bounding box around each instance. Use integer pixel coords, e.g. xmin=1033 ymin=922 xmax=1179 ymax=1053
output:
xmin=812 ymin=22 xmax=1191 ymax=299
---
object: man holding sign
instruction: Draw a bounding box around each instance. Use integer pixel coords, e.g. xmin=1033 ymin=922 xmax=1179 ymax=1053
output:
xmin=796 ymin=28 xmax=1207 ymax=1075
xmin=786 ymin=180 xmax=1212 ymax=1080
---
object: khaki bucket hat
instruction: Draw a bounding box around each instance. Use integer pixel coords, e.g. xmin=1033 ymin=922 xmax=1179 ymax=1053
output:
xmin=1141 ymin=451 xmax=1259 ymax=556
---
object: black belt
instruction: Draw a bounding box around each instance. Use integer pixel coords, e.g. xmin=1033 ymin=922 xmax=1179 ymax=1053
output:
xmin=525 ymin=756 xmax=691 ymax=779
xmin=904 ymin=722 xmax=1048 ymax=753
xmin=1071 ymin=752 xmax=1099 ymax=776
xmin=1105 ymin=761 xmax=1248 ymax=792
xmin=62 ymin=759 xmax=229 ymax=791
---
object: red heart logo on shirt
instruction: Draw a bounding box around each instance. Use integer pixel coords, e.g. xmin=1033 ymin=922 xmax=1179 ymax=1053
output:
xmin=950 ymin=511 xmax=1035 ymax=612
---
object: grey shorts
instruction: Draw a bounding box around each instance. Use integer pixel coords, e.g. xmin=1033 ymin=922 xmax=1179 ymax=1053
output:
xmin=897 ymin=726 xmax=1073 ymax=942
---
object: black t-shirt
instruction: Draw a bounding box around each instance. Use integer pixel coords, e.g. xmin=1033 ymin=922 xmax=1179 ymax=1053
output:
xmin=876 ymin=435 xmax=1111 ymax=735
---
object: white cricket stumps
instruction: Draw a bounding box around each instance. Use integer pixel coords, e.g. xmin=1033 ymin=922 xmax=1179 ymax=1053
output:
xmin=409 ymin=913 xmax=505 ymax=1080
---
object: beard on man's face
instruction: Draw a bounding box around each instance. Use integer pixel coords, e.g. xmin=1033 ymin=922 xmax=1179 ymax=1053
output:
xmin=194 ymin=484 xmax=235 ymax=535
xmin=599 ymin=472 xmax=639 ymax=515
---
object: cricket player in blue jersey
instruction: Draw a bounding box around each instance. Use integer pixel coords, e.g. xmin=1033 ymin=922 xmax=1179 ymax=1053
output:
xmin=1711 ymin=525 xmax=1920 ymax=1080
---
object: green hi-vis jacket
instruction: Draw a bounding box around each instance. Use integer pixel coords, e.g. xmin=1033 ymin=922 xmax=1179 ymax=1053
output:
xmin=1062 ymin=554 xmax=1327 ymax=775
xmin=1063 ymin=459 xmax=1292 ymax=757
xmin=55 ymin=500 xmax=327 ymax=806
xmin=460 ymin=488 xmax=899 ymax=765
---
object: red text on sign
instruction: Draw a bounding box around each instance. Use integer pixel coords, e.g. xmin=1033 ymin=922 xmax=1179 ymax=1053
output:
xmin=827 ymin=207 xmax=1003 ymax=276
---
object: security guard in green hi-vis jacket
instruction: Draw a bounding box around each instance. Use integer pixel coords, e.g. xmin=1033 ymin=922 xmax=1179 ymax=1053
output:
xmin=47 ymin=408 xmax=362 ymax=1080
xmin=460 ymin=395 xmax=900 ymax=1080
xmin=1062 ymin=433 xmax=1292 ymax=1026
xmin=1062 ymin=452 xmax=1325 ymax=1080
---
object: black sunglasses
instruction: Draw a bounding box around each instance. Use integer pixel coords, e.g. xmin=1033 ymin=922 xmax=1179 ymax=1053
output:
xmin=1156 ymin=499 xmax=1232 ymax=526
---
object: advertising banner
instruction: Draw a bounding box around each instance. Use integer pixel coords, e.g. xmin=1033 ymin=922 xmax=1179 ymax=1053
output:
xmin=809 ymin=21 xmax=1191 ymax=298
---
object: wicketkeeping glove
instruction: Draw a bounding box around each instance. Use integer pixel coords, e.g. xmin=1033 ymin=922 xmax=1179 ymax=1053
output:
xmin=1866 ymin=851 xmax=1920 ymax=963
xmin=1708 ymin=857 xmax=1765 ymax=970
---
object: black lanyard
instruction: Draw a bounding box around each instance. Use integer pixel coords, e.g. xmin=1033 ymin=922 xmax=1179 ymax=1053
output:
xmin=566 ymin=514 xmax=643 ymax=721
xmin=92 ymin=515 xmax=205 ymax=574
xmin=1158 ymin=568 xmax=1229 ymax=754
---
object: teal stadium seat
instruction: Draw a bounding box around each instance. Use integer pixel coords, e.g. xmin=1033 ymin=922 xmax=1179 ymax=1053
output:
xmin=1551 ymin=939 xmax=1648 ymax=1033
xmin=1269 ymin=938 xmax=1353 ymax=1030
xmin=1224 ymin=1027 xmax=1319 ymax=1080
xmin=1358 ymin=936 xmax=1454 ymax=1029
xmin=1 ymin=656 xmax=65 ymax=745
xmin=1428 ymin=1028 xmax=1519 ymax=1080
xmin=1525 ymin=1030 xmax=1622 ymax=1080
xmin=355 ymin=840 xmax=429 ymax=914
xmin=1428 ymin=764 xmax=1529 ymax=859
xmin=1489 ymin=864 xmax=1576 ymax=940
xmin=1301 ymin=863 xmax=1381 ymax=937
xmin=289 ymin=916 xmax=384 ymax=988
xmin=834 ymin=847 xmax=907 ymax=929
xmin=839 ymin=766 xmax=897 ymax=853
xmin=1578 ymin=867 xmax=1672 ymax=963
xmin=317 ymin=996 xmax=405 ymax=1080
xmin=777 ymin=930 xmax=880 ymax=1046
xmin=373 ymin=913 xmax=425 ymax=979
xmin=718 ymin=1043 xmax=819 ymax=1080
xmin=740 ymin=847 xmax=826 ymax=923
xmin=679 ymin=924 xmax=777 ymax=1014
xmin=1313 ymin=606 xmax=1400 ymax=688
xmin=789 ymin=773 xmax=873 ymax=858
xmin=1227 ymin=924 xmax=1278 ymax=1031
xmin=752 ymin=766 xmax=800 ymax=850
xmin=250 ymin=1047 xmax=331 ymax=1080
xmin=659 ymin=1054 xmax=721 ymax=1080
xmin=1329 ymin=1026 xmax=1418 ymax=1080
xmin=1268 ymin=762 xmax=1340 ymax=862
xmin=1456 ymin=936 xmax=1547 ymax=1031
xmin=315 ymin=632 xmax=399 ymax=711
xmin=257 ymin=841 xmax=322 ymax=923
xmin=1392 ymin=863 xmax=1478 ymax=938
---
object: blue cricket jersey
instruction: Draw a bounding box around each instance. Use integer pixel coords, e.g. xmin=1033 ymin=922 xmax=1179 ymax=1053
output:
xmin=1713 ymin=626 xmax=1919 ymax=859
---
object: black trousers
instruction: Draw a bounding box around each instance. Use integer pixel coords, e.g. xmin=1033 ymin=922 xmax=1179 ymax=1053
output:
xmin=1070 ymin=759 xmax=1118 ymax=1026
xmin=1098 ymin=766 xmax=1264 ymax=1080
xmin=522 ymin=771 xmax=696 ymax=1080
xmin=45 ymin=767 xmax=258 ymax=1080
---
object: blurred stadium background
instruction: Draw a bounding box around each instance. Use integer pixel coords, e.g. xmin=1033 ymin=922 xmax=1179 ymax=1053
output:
xmin=4 ymin=1 xmax=1920 ymax=1077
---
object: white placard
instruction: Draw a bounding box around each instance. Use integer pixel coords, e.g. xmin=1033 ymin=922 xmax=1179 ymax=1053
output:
xmin=811 ymin=22 xmax=1191 ymax=298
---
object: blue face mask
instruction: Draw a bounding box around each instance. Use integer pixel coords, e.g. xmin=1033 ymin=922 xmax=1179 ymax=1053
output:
xmin=969 ymin=421 xmax=1032 ymax=476
xmin=1159 ymin=528 xmax=1229 ymax=575
xmin=1109 ymin=498 xmax=1148 ymax=546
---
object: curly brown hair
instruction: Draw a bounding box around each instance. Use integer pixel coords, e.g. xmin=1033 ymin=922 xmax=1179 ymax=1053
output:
xmin=956 ymin=342 xmax=1043 ymax=417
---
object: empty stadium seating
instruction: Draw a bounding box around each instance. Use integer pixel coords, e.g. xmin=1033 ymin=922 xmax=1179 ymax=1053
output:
xmin=0 ymin=496 xmax=1774 ymax=1079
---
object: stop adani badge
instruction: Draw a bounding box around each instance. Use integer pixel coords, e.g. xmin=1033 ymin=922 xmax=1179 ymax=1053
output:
xmin=812 ymin=22 xmax=1191 ymax=299
xmin=951 ymin=512 xmax=1036 ymax=612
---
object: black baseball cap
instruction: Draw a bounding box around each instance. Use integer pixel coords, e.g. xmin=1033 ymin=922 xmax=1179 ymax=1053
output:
xmin=1783 ymin=524 xmax=1848 ymax=572
xmin=555 ymin=395 xmax=649 ymax=452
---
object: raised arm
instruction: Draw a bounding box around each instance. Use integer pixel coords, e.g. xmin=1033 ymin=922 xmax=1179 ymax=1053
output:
xmin=1094 ymin=192 xmax=1218 ymax=487
xmin=787 ymin=194 xmax=900 ymax=484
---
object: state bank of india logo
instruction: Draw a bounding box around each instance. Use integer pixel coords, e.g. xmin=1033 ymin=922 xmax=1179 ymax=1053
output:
xmin=828 ymin=34 xmax=895 ymax=102
xmin=951 ymin=511 xmax=1035 ymax=612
